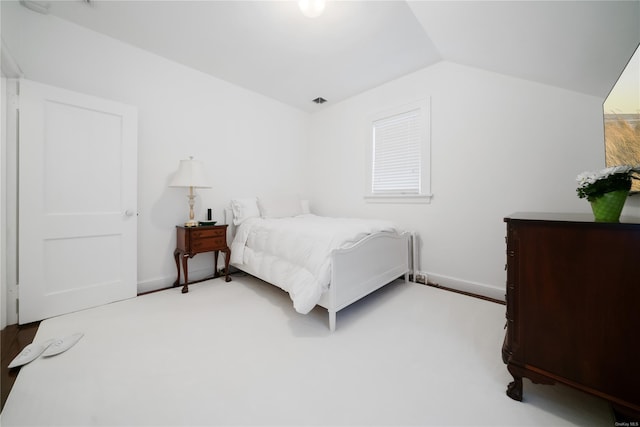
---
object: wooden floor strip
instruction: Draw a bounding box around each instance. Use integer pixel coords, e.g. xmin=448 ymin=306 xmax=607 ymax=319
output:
xmin=1 ymin=322 xmax=40 ymax=411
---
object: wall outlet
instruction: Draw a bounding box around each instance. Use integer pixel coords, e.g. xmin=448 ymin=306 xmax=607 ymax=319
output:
xmin=415 ymin=271 xmax=427 ymax=284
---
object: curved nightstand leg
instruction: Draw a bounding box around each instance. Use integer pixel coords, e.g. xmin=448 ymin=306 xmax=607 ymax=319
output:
xmin=224 ymin=249 xmax=232 ymax=282
xmin=213 ymin=251 xmax=220 ymax=278
xmin=173 ymin=249 xmax=181 ymax=287
xmin=181 ymin=254 xmax=189 ymax=293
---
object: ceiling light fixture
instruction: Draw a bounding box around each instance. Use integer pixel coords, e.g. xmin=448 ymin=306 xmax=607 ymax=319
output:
xmin=298 ymin=0 xmax=326 ymax=18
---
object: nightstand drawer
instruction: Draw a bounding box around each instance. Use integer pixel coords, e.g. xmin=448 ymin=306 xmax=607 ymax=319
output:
xmin=191 ymin=236 xmax=226 ymax=252
xmin=191 ymin=228 xmax=225 ymax=239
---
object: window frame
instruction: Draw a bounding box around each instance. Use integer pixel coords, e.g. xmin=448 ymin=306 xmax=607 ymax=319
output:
xmin=365 ymin=98 xmax=432 ymax=204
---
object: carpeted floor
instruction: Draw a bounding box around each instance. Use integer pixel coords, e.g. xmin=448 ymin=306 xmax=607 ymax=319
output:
xmin=1 ymin=275 xmax=613 ymax=425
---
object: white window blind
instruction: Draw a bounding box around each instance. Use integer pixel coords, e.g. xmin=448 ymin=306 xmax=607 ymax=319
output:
xmin=365 ymin=98 xmax=431 ymax=204
xmin=372 ymin=108 xmax=421 ymax=195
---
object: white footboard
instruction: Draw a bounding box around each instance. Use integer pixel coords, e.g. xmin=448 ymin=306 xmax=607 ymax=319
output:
xmin=224 ymin=207 xmax=411 ymax=332
xmin=317 ymin=231 xmax=411 ymax=331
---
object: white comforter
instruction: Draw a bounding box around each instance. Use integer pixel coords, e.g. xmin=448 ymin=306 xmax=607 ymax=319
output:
xmin=230 ymin=214 xmax=399 ymax=314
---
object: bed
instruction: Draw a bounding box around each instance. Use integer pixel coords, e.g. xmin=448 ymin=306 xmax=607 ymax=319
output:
xmin=224 ymin=196 xmax=411 ymax=331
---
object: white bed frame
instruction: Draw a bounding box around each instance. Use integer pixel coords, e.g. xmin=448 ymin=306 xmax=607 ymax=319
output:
xmin=224 ymin=209 xmax=411 ymax=331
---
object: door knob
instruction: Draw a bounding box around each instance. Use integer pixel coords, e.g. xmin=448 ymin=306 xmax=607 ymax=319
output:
xmin=125 ymin=209 xmax=135 ymax=217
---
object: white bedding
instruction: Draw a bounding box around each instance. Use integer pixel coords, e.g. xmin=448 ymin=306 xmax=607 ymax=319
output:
xmin=230 ymin=214 xmax=399 ymax=314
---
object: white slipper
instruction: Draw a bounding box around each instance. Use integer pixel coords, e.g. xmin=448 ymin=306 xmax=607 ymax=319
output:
xmin=7 ymin=339 xmax=55 ymax=369
xmin=42 ymin=333 xmax=84 ymax=357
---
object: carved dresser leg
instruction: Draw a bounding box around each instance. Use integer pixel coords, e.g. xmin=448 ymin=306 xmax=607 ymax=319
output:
xmin=507 ymin=377 xmax=523 ymax=401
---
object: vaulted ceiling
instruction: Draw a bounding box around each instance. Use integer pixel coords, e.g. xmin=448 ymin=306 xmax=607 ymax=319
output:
xmin=35 ymin=0 xmax=640 ymax=112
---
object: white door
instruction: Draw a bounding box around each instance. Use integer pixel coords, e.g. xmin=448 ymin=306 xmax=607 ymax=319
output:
xmin=18 ymin=79 xmax=137 ymax=324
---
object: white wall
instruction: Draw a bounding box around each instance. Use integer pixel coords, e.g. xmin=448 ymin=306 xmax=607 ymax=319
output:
xmin=307 ymin=61 xmax=640 ymax=300
xmin=1 ymin=1 xmax=310 ymax=313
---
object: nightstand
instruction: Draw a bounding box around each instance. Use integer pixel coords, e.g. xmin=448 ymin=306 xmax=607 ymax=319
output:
xmin=173 ymin=224 xmax=231 ymax=293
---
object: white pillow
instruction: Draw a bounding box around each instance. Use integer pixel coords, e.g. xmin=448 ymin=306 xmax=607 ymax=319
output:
xmin=258 ymin=195 xmax=303 ymax=218
xmin=230 ymin=198 xmax=260 ymax=225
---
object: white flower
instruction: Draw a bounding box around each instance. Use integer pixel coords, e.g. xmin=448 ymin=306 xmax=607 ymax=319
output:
xmin=577 ymin=164 xmax=639 ymax=200
xmin=601 ymin=165 xmax=631 ymax=178
xmin=576 ymin=171 xmax=597 ymax=188
xmin=576 ymin=165 xmax=633 ymax=188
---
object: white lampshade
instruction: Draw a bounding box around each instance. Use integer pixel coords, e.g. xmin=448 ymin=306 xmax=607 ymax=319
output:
xmin=169 ymin=157 xmax=211 ymax=189
xmin=170 ymin=157 xmax=210 ymax=227
xmin=298 ymin=0 xmax=326 ymax=18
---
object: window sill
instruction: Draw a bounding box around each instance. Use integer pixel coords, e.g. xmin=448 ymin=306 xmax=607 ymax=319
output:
xmin=364 ymin=194 xmax=433 ymax=204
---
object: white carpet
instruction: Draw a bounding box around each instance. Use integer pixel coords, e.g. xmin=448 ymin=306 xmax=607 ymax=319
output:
xmin=1 ymin=275 xmax=613 ymax=426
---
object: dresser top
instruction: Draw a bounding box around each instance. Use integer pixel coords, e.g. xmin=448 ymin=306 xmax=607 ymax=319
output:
xmin=505 ymin=212 xmax=640 ymax=225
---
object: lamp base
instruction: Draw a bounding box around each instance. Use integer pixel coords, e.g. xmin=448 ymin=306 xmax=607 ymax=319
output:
xmin=184 ymin=220 xmax=199 ymax=227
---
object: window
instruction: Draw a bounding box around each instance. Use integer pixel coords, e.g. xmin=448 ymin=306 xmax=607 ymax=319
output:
xmin=366 ymin=99 xmax=431 ymax=203
xmin=604 ymin=45 xmax=640 ymax=193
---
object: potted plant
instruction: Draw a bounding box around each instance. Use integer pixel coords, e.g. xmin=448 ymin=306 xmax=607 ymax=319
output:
xmin=576 ymin=165 xmax=640 ymax=222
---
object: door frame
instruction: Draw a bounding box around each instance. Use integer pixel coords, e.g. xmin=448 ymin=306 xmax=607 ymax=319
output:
xmin=2 ymin=40 xmax=24 ymax=328
xmin=2 ymin=78 xmax=20 ymax=327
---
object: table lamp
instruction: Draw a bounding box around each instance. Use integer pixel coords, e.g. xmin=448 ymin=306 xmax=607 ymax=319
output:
xmin=169 ymin=156 xmax=211 ymax=227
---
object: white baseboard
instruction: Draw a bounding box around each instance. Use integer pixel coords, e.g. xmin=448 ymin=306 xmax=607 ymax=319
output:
xmin=137 ymin=276 xmax=172 ymax=295
xmin=137 ymin=267 xmax=214 ymax=295
xmin=138 ymin=268 xmax=506 ymax=303
xmin=423 ymin=272 xmax=505 ymax=302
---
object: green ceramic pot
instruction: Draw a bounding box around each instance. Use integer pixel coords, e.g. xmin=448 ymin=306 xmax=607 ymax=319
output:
xmin=590 ymin=190 xmax=628 ymax=222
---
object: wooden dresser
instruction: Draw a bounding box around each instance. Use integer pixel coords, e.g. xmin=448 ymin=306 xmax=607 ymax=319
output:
xmin=503 ymin=213 xmax=640 ymax=418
